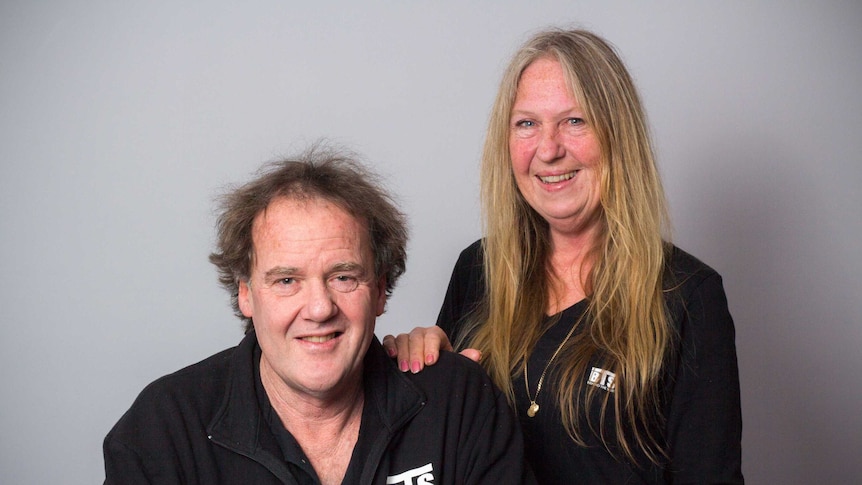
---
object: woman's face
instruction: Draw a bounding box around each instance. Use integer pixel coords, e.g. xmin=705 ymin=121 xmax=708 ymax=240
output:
xmin=509 ymin=57 xmax=603 ymax=239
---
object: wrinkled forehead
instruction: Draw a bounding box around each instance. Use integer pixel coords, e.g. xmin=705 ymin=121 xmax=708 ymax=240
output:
xmin=249 ymin=196 xmax=373 ymax=266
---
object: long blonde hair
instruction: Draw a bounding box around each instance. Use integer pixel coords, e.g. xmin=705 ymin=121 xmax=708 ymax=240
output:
xmin=464 ymin=29 xmax=672 ymax=463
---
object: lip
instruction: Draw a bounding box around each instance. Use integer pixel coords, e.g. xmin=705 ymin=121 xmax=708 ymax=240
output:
xmin=535 ymin=170 xmax=578 ymax=185
xmin=297 ymin=331 xmax=344 ymax=344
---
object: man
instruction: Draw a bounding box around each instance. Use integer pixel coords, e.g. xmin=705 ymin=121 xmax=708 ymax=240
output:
xmin=103 ymin=146 xmax=532 ymax=484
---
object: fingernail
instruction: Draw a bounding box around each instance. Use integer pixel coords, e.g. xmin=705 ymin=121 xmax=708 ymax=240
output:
xmin=399 ymin=360 xmax=409 ymax=372
xmin=425 ymin=354 xmax=435 ymax=364
xmin=386 ymin=347 xmax=397 ymax=357
xmin=411 ymin=360 xmax=421 ymax=373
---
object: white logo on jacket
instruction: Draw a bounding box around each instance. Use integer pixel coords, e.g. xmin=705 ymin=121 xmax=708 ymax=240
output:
xmin=387 ymin=463 xmax=434 ymax=485
xmin=587 ymin=367 xmax=617 ymax=392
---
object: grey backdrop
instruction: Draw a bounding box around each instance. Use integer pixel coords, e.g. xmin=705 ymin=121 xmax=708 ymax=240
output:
xmin=2 ymin=2 xmax=860 ymax=483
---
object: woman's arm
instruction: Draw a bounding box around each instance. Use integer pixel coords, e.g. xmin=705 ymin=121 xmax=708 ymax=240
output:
xmin=664 ymin=271 xmax=744 ymax=483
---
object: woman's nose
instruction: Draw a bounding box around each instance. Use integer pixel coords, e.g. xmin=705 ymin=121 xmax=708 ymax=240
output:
xmin=536 ymin=127 xmax=565 ymax=162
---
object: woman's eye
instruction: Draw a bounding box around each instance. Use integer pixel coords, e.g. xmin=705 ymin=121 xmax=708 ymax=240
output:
xmin=566 ymin=117 xmax=584 ymax=126
xmin=515 ymin=120 xmax=535 ymax=128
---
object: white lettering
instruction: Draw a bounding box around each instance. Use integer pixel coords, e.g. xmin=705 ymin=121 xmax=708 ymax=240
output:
xmin=587 ymin=367 xmax=616 ymax=393
xmin=588 ymin=367 xmax=601 ymax=384
xmin=387 ymin=463 xmax=434 ymax=485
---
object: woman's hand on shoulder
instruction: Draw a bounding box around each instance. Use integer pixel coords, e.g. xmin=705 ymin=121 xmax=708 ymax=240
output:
xmin=382 ymin=326 xmax=481 ymax=373
xmin=382 ymin=326 xmax=451 ymax=373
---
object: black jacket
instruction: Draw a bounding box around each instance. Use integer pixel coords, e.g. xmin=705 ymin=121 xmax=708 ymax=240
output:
xmin=104 ymin=332 xmax=532 ymax=484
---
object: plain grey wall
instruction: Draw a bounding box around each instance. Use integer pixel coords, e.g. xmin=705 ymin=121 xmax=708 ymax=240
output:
xmin=1 ymin=1 xmax=860 ymax=483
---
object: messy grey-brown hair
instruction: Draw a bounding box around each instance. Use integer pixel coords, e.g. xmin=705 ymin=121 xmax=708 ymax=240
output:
xmin=209 ymin=143 xmax=408 ymax=332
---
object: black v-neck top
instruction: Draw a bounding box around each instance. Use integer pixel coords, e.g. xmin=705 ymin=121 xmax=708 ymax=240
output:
xmin=437 ymin=239 xmax=743 ymax=484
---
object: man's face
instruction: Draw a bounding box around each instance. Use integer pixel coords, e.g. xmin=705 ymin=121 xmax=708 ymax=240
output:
xmin=238 ymin=196 xmax=386 ymax=402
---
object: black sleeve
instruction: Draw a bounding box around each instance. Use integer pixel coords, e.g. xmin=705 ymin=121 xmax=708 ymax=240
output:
xmin=103 ymin=434 xmax=161 ymax=485
xmin=436 ymin=240 xmax=486 ymax=344
xmin=664 ymin=272 xmax=744 ymax=484
xmin=428 ymin=353 xmax=537 ymax=485
xmin=465 ymin=378 xmax=537 ymax=484
xmin=103 ymin=394 xmax=193 ymax=485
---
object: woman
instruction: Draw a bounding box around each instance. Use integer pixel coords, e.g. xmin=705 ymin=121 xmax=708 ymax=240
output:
xmin=385 ymin=28 xmax=743 ymax=484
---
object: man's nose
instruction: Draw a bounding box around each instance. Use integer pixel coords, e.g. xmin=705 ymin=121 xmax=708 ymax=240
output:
xmin=302 ymin=279 xmax=338 ymax=322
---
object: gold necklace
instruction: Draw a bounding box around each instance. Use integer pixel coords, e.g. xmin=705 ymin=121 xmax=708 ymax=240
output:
xmin=524 ymin=318 xmax=580 ymax=418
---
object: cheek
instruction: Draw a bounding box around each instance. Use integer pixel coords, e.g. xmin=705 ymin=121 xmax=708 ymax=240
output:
xmin=585 ymin=147 xmax=602 ymax=169
xmin=586 ymin=172 xmax=602 ymax=200
xmin=509 ymin=139 xmax=531 ymax=174
xmin=573 ymin=135 xmax=602 ymax=167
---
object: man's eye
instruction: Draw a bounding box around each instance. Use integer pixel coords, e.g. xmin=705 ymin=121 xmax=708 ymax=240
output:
xmin=271 ymin=277 xmax=301 ymax=296
xmin=329 ymin=275 xmax=359 ymax=293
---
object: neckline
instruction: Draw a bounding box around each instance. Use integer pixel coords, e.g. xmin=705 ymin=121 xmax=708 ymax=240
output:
xmin=545 ymin=297 xmax=587 ymax=319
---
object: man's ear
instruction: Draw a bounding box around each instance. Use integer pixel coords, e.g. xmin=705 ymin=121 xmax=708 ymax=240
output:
xmin=238 ymin=279 xmax=254 ymax=318
xmin=375 ymin=276 xmax=388 ymax=316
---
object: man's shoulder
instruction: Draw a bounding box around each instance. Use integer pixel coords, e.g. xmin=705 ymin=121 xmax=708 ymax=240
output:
xmin=404 ymin=351 xmax=498 ymax=396
xmin=107 ymin=342 xmax=241 ymax=441
xmin=432 ymin=349 xmax=487 ymax=373
xmin=144 ymin=346 xmax=235 ymax=397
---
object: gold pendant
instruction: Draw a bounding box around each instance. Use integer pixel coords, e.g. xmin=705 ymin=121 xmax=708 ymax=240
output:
xmin=527 ymin=402 xmax=539 ymax=417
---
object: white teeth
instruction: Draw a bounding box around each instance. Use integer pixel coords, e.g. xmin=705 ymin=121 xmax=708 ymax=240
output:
xmin=539 ymin=171 xmax=576 ymax=184
xmin=302 ymin=334 xmax=337 ymax=343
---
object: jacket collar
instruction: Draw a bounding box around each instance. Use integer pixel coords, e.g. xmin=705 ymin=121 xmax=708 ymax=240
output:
xmin=362 ymin=337 xmax=427 ymax=432
xmin=206 ymin=332 xmax=425 ymax=467
xmin=206 ymin=332 xmax=290 ymax=478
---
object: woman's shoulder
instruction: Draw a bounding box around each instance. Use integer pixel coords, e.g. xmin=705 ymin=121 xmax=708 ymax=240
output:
xmin=437 ymin=239 xmax=486 ymax=339
xmin=663 ymin=244 xmax=732 ymax=324
xmin=665 ymin=244 xmax=721 ymax=285
xmin=448 ymin=239 xmax=485 ymax=284
xmin=457 ymin=238 xmax=484 ymax=264
xmin=663 ymin=244 xmax=730 ymax=309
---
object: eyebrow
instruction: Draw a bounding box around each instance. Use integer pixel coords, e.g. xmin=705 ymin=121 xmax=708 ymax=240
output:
xmin=262 ymin=262 xmax=368 ymax=280
xmin=510 ymin=106 xmax=584 ymax=117
xmin=329 ymin=261 xmax=368 ymax=276
xmin=263 ymin=266 xmax=300 ymax=281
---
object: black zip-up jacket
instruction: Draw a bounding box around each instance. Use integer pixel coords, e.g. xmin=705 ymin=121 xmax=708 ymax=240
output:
xmin=104 ymin=333 xmax=533 ymax=484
